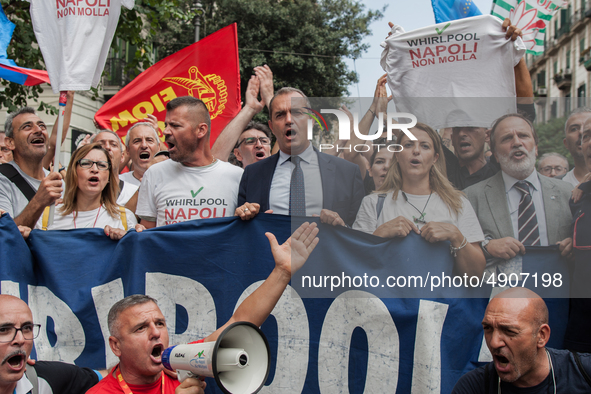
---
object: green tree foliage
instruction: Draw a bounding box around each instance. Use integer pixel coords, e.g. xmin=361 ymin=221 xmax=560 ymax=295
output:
xmin=0 ymin=0 xmax=49 ymax=113
xmin=156 ymin=0 xmax=384 ymax=99
xmin=0 ymin=0 xmax=381 ymax=114
xmin=535 ymin=116 xmax=571 ymax=166
xmin=0 ymin=0 xmax=193 ymax=113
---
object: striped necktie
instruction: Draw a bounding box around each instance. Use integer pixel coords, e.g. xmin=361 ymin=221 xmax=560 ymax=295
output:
xmin=514 ymin=180 xmax=540 ymax=246
xmin=289 ymin=156 xmax=306 ymax=216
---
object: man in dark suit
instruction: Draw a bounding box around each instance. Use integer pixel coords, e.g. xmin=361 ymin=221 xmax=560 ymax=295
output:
xmin=236 ymin=87 xmax=364 ymax=226
xmin=465 ymin=113 xmax=573 ymax=264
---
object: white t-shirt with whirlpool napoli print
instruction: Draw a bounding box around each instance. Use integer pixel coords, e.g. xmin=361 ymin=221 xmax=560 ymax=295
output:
xmin=26 ymin=0 xmax=135 ymax=92
xmin=380 ymin=15 xmax=526 ymax=129
xmin=137 ymin=159 xmax=243 ymax=227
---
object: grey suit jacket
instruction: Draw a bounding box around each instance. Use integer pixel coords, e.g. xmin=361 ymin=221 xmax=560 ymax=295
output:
xmin=464 ymin=171 xmax=572 ymax=244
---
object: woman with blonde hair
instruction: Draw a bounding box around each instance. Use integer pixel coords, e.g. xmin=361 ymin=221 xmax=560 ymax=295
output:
xmin=46 ymin=142 xmax=136 ymax=239
xmin=353 ymin=122 xmax=485 ymax=276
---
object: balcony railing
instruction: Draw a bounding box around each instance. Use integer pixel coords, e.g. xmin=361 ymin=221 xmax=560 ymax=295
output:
xmin=555 ymin=21 xmax=571 ymax=39
xmin=554 ymin=71 xmax=572 ymax=90
xmin=103 ymin=58 xmax=137 ymax=87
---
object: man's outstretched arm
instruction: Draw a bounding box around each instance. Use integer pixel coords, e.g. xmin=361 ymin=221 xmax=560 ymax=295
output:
xmin=204 ymin=222 xmax=319 ymax=342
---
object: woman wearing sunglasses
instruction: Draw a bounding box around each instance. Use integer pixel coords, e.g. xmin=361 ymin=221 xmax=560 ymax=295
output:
xmin=46 ymin=143 xmax=136 ymax=239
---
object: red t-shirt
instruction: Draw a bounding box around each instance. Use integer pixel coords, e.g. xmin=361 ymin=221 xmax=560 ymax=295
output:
xmin=86 ymin=366 xmax=180 ymax=394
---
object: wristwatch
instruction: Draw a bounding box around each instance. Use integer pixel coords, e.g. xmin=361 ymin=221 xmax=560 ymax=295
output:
xmin=481 ymin=239 xmax=492 ymax=258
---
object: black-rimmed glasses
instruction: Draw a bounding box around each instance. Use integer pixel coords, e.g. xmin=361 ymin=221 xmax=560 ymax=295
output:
xmin=540 ymin=166 xmax=566 ymax=175
xmin=0 ymin=324 xmax=41 ymax=342
xmin=77 ymin=159 xmax=111 ymax=171
xmin=237 ymin=137 xmax=271 ymax=147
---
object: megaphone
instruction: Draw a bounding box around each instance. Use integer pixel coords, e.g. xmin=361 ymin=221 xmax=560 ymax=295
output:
xmin=162 ymin=322 xmax=270 ymax=394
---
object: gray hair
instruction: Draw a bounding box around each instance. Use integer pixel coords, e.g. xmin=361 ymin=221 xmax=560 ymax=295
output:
xmin=107 ymin=294 xmax=158 ymax=337
xmin=125 ymin=122 xmax=160 ymax=148
xmin=268 ymin=87 xmax=311 ymax=117
xmin=90 ymin=130 xmax=122 ymax=151
xmin=538 ymin=152 xmax=569 ymax=171
xmin=4 ymin=107 xmax=36 ymax=138
xmin=565 ymin=107 xmax=591 ymax=134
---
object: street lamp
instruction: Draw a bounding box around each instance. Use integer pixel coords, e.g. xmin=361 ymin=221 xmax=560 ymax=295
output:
xmin=193 ymin=1 xmax=205 ymax=42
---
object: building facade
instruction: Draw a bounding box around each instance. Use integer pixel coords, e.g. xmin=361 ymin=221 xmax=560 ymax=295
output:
xmin=527 ymin=0 xmax=591 ymax=122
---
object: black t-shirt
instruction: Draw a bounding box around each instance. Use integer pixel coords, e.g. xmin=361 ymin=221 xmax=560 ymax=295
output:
xmin=444 ymin=144 xmax=500 ymax=190
xmin=565 ymin=180 xmax=591 ymax=351
xmin=30 ymin=361 xmax=100 ymax=394
xmin=452 ymin=348 xmax=591 ymax=394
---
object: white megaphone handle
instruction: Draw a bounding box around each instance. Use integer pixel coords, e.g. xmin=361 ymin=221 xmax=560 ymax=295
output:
xmin=177 ymin=370 xmax=196 ymax=382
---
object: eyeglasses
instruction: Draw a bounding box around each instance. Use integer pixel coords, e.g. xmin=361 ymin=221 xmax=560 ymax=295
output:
xmin=77 ymin=159 xmax=111 ymax=171
xmin=0 ymin=324 xmax=41 ymax=343
xmin=237 ymin=137 xmax=271 ymax=147
xmin=540 ymin=166 xmax=567 ymax=174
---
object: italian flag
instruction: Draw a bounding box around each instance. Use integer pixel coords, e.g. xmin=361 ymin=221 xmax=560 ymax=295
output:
xmin=491 ymin=0 xmax=567 ymax=55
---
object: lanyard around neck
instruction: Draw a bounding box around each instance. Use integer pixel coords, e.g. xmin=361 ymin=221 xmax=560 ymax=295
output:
xmin=115 ymin=365 xmax=165 ymax=394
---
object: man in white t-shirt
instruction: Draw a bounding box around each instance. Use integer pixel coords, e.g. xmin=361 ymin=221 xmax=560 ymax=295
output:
xmin=0 ymin=132 xmax=13 ymax=163
xmin=0 ymin=107 xmax=63 ymax=229
xmin=91 ymin=130 xmax=138 ymax=205
xmin=136 ymin=96 xmax=243 ymax=227
xmin=119 ymin=122 xmax=160 ymax=187
xmin=537 ymin=152 xmax=569 ymax=179
xmin=562 ymin=108 xmax=591 ymax=188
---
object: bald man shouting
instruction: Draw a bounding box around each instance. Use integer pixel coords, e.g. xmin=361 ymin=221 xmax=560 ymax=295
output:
xmin=0 ymin=295 xmax=102 ymax=394
xmin=452 ymin=288 xmax=591 ymax=393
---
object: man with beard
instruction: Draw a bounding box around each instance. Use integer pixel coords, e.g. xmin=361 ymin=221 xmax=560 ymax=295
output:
xmin=0 ymin=295 xmax=102 ymax=394
xmin=561 ymin=108 xmax=591 ymax=188
xmin=136 ymin=96 xmax=243 ymax=228
xmin=465 ymin=114 xmax=572 ymax=264
xmin=452 ymin=287 xmax=591 ymax=393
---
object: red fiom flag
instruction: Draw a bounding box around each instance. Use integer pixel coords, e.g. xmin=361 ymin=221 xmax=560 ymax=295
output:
xmin=94 ymin=23 xmax=240 ymax=146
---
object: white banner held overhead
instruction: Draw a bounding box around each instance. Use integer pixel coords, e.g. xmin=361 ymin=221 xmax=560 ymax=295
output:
xmin=26 ymin=0 xmax=135 ymax=93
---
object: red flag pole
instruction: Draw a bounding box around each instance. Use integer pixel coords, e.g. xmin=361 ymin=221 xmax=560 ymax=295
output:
xmin=46 ymin=91 xmax=68 ymax=227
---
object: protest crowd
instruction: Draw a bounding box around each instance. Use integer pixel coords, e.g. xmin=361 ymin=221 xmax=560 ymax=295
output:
xmin=1 ymin=6 xmax=591 ymax=394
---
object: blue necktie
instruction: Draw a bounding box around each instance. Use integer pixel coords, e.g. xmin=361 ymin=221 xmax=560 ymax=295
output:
xmin=289 ymin=156 xmax=305 ymax=216
xmin=514 ymin=181 xmax=540 ymax=246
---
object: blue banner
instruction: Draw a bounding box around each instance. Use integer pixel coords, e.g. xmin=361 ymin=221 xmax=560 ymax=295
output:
xmin=1 ymin=213 xmax=569 ymax=393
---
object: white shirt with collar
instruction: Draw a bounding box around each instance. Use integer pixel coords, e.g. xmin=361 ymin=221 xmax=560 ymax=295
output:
xmin=502 ymin=170 xmax=548 ymax=246
xmin=14 ymin=373 xmax=33 ymax=394
xmin=269 ymin=143 xmax=323 ymax=216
